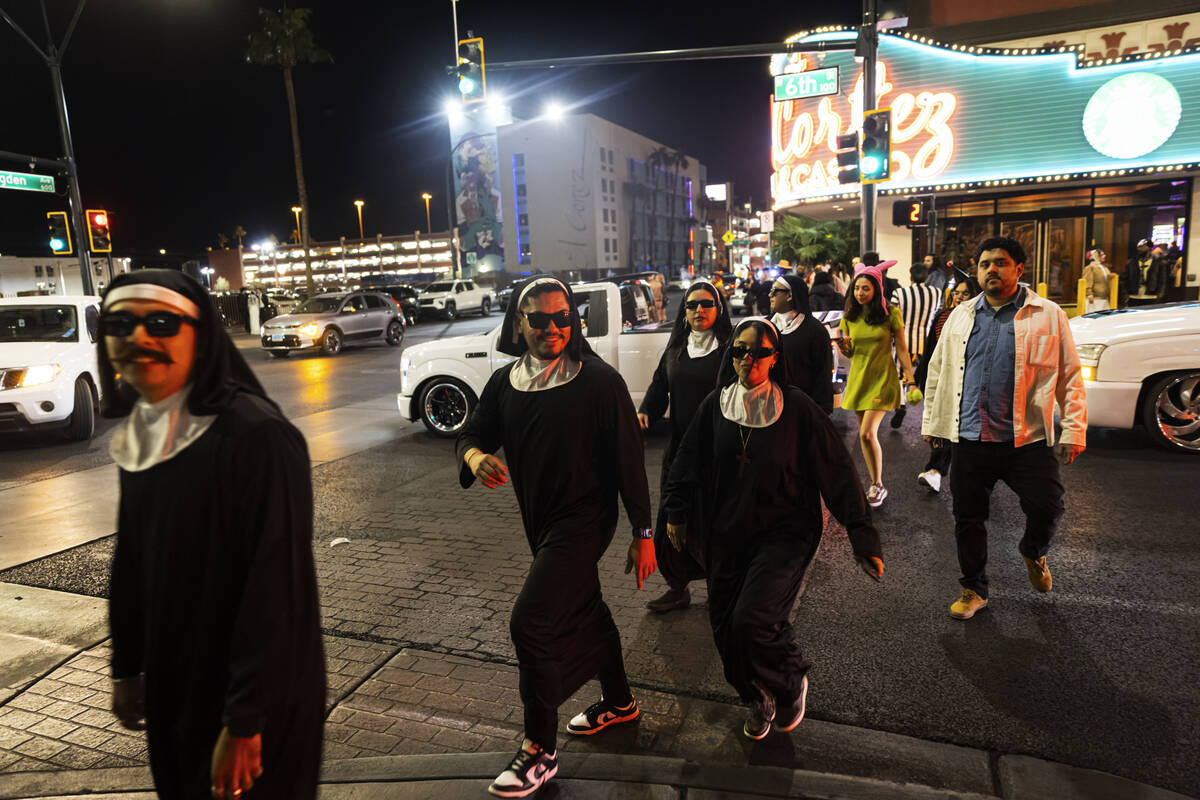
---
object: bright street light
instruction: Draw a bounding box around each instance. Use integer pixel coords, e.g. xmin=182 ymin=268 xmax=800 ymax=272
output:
xmin=444 ymin=98 xmax=464 ymax=123
xmin=291 ymin=206 xmax=302 ymax=245
xmin=420 ymin=192 xmax=433 ymax=234
xmin=354 ymin=199 xmax=365 ymax=241
xmin=544 ymin=102 xmax=565 ymax=121
xmin=159 ymin=248 xmax=166 ymax=255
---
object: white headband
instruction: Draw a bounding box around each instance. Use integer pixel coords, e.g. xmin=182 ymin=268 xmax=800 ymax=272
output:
xmin=687 ymin=280 xmax=723 ymax=311
xmin=103 ymin=284 xmax=201 ymax=318
xmin=773 ymin=278 xmax=791 ymax=291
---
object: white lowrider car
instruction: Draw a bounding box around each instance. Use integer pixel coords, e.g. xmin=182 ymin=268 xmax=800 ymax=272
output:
xmin=0 ymin=296 xmax=103 ymax=441
xmin=1069 ymin=301 xmax=1200 ymax=454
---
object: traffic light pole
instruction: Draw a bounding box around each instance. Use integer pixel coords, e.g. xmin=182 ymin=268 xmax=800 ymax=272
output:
xmin=860 ymin=0 xmax=878 ymax=254
xmin=1 ymin=0 xmax=93 ymax=295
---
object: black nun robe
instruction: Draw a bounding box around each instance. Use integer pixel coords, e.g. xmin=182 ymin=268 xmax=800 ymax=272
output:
xmin=663 ymin=318 xmax=880 ymax=710
xmin=773 ymin=274 xmax=834 ymax=414
xmin=638 ymin=280 xmax=732 ymax=591
xmin=455 ymin=277 xmax=653 ymax=750
xmin=102 ymin=270 xmax=325 ymax=800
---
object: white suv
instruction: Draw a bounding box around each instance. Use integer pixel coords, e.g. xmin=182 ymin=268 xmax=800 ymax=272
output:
xmin=418 ymin=280 xmax=493 ymax=320
xmin=0 ymin=296 xmax=103 ymax=441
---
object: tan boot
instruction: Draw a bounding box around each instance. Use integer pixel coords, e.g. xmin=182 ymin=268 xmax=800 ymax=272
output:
xmin=1024 ymin=556 xmax=1052 ymax=593
xmin=949 ymin=589 xmax=988 ymax=620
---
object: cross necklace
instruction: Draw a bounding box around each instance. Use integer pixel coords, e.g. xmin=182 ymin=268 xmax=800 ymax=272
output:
xmin=736 ymin=424 xmax=753 ymax=477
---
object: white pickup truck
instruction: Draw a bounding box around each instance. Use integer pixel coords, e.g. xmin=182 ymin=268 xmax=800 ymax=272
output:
xmin=398 ymin=281 xmax=849 ymax=436
xmin=0 ymin=295 xmax=103 ymax=441
xmin=418 ymin=279 xmax=494 ymax=320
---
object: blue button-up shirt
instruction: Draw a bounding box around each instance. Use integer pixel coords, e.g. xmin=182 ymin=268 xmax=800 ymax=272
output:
xmin=959 ymin=287 xmax=1025 ymax=442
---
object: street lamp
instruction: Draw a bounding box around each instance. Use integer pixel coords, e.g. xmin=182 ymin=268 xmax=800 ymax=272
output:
xmin=354 ymin=200 xmax=365 ymax=241
xmin=421 ymin=193 xmax=433 ymax=234
xmin=200 ymin=266 xmax=214 ymax=289
xmin=291 ymin=206 xmax=302 ymax=245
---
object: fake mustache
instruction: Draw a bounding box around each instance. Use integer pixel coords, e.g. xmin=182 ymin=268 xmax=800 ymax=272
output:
xmin=114 ymin=346 xmax=174 ymax=364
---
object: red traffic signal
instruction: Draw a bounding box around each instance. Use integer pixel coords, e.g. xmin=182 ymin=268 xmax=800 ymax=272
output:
xmin=86 ymin=209 xmax=112 ymax=253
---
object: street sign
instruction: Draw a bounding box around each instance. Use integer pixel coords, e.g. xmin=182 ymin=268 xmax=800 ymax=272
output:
xmin=773 ymin=67 xmax=839 ymax=101
xmin=721 ymin=230 xmax=735 ymax=244
xmin=0 ymin=170 xmax=55 ymax=194
xmin=759 ymin=211 xmax=775 ymax=233
xmin=465 ymin=252 xmax=478 ymax=265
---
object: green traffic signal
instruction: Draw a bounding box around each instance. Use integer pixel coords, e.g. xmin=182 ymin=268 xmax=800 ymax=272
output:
xmin=861 ymin=109 xmax=892 ymax=183
xmin=49 ymin=237 xmax=65 ymax=251
xmin=457 ymin=37 xmax=485 ymax=103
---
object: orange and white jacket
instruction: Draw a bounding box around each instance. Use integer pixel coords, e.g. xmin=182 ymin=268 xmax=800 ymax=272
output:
xmin=921 ymin=290 xmax=1087 ymax=448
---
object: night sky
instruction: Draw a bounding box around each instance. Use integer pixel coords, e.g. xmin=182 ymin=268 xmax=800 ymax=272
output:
xmin=0 ymin=0 xmax=861 ymax=258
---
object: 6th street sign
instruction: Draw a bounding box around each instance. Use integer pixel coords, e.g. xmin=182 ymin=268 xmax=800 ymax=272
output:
xmin=0 ymin=170 xmax=55 ymax=194
xmin=773 ymin=66 xmax=839 ymax=101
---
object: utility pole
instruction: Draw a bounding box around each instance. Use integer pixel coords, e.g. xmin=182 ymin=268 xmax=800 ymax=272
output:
xmin=1 ymin=1 xmax=93 ymax=294
xmin=859 ymin=0 xmax=879 ymax=253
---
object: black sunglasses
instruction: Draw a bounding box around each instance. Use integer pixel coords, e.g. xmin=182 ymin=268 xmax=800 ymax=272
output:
xmin=768 ymin=288 xmax=790 ymax=296
xmin=100 ymin=311 xmax=198 ymax=338
xmin=729 ymin=345 xmax=776 ymax=360
xmin=684 ymin=299 xmax=717 ymax=310
xmin=524 ymin=309 xmax=572 ymax=330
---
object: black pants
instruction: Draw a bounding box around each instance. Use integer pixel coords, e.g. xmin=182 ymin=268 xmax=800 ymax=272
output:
xmin=950 ymin=440 xmax=1065 ymax=599
xmin=707 ymin=531 xmax=818 ymax=706
xmin=510 ymin=536 xmax=632 ymax=751
xmin=923 ymin=437 xmax=952 ymax=474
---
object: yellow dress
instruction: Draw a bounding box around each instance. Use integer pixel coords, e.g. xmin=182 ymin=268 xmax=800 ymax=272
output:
xmin=838 ymin=307 xmax=903 ymax=411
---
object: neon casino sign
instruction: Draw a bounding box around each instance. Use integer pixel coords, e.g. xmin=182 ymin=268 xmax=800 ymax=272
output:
xmin=772 ymin=60 xmax=957 ymax=197
xmin=771 ymin=33 xmax=1200 ymax=206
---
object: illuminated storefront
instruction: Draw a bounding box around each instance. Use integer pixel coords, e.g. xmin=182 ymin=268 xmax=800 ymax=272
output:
xmin=770 ymin=28 xmax=1200 ymax=305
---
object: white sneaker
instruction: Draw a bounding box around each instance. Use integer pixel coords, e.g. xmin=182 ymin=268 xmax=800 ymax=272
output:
xmin=488 ymin=739 xmax=558 ymax=797
xmin=917 ymin=470 xmax=942 ymax=493
xmin=867 ymin=483 xmax=887 ymax=507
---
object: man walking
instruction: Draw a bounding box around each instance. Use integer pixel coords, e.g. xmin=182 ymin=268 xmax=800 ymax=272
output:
xmin=101 ymin=270 xmax=325 ymax=799
xmin=457 ymin=277 xmax=656 ymax=798
xmin=921 ymin=237 xmax=1087 ymax=620
xmin=1124 ymin=238 xmax=1167 ymax=306
xmin=889 ymin=262 xmax=942 ymax=428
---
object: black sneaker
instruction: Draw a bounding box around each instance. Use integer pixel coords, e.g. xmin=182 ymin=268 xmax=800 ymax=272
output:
xmin=566 ymin=697 xmax=639 ymax=735
xmin=742 ymin=681 xmax=776 ymax=740
xmin=774 ymin=675 xmax=808 ymax=732
xmin=487 ymin=740 xmax=558 ymax=798
xmin=646 ymin=587 xmax=690 ymax=613
xmin=890 ymin=406 xmax=907 ymax=429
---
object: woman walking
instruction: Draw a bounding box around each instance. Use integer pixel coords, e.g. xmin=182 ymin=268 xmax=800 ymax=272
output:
xmin=837 ymin=265 xmax=917 ymax=507
xmin=1081 ymin=249 xmax=1113 ymax=312
xmin=808 ymin=270 xmax=845 ymax=312
xmin=662 ymin=318 xmax=883 ymax=740
xmin=914 ymin=277 xmax=981 ymax=493
xmin=638 ymin=281 xmax=733 ymax=613
xmin=769 ymin=274 xmax=833 ymax=413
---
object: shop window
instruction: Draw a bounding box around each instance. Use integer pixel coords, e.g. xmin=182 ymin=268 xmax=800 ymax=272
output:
xmin=996 ymin=188 xmax=1092 ymax=214
xmin=1093 ymin=182 xmax=1189 ymax=208
xmin=937 ymin=198 xmax=995 ymax=218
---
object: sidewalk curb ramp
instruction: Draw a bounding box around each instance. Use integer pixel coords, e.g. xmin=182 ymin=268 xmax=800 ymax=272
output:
xmin=0 ymin=751 xmax=1193 ymax=800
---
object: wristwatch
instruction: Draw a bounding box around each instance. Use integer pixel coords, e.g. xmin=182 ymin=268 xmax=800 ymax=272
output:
xmin=633 ymin=527 xmax=653 ymax=540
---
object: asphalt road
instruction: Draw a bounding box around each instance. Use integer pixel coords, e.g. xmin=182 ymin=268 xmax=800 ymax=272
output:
xmin=0 ymin=312 xmax=500 ymax=484
xmin=2 ymin=313 xmax=1199 ymax=794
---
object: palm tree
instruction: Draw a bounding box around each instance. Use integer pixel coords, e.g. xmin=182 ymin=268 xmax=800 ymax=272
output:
xmin=217 ymin=232 xmax=230 ymax=250
xmin=246 ymin=7 xmax=332 ymax=294
xmin=646 ymin=147 xmax=672 ymax=268
xmin=666 ymin=149 xmax=690 ymax=272
xmin=233 ymin=225 xmax=247 ymax=248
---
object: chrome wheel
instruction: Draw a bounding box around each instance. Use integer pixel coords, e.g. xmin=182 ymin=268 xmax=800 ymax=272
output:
xmin=421 ymin=380 xmax=472 ymax=436
xmin=322 ymin=328 xmax=342 ymax=355
xmin=1144 ymin=372 xmax=1200 ymax=453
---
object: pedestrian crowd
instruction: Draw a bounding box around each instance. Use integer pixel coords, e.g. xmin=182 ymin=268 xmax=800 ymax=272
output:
xmin=95 ymin=229 xmax=1183 ymax=799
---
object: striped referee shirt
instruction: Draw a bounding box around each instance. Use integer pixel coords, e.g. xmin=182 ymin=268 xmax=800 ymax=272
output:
xmin=891 ymin=283 xmax=942 ymax=357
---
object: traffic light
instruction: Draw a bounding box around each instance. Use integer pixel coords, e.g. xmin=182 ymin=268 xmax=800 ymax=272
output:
xmin=860 ymin=108 xmax=892 ymax=183
xmin=457 ymin=37 xmax=485 ymax=103
xmin=87 ymin=209 xmax=112 ymax=253
xmin=892 ymin=197 xmax=930 ymax=228
xmin=47 ymin=211 xmax=72 ymax=255
xmin=835 ymin=133 xmax=860 ymax=185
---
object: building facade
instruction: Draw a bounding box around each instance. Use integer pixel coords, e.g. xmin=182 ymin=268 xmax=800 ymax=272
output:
xmin=219 ymin=231 xmax=456 ymax=293
xmin=771 ymin=8 xmax=1200 ymax=308
xmin=0 ymin=255 xmax=132 ymax=298
xmin=496 ymin=113 xmax=706 ymax=282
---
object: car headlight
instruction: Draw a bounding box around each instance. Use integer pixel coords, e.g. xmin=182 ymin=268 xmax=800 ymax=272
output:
xmin=20 ymin=363 xmax=62 ymax=388
xmin=301 ymin=323 xmax=321 ymax=337
xmin=1075 ymin=343 xmax=1105 ymax=361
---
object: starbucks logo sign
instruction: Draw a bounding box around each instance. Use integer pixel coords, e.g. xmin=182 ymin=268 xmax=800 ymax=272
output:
xmin=1083 ymin=73 xmax=1182 ymax=159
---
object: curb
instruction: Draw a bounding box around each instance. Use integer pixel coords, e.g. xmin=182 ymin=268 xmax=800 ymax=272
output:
xmin=1 ymin=751 xmax=1194 ymax=800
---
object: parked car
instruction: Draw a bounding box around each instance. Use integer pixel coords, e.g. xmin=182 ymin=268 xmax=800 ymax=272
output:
xmin=366 ymin=283 xmax=421 ymax=326
xmin=0 ymin=296 xmax=103 ymax=441
xmin=1069 ymin=301 xmax=1200 ymax=454
xmin=398 ymin=282 xmax=848 ymax=436
xmin=418 ymin=279 xmax=494 ymax=320
xmin=260 ymin=291 xmax=405 ymax=357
